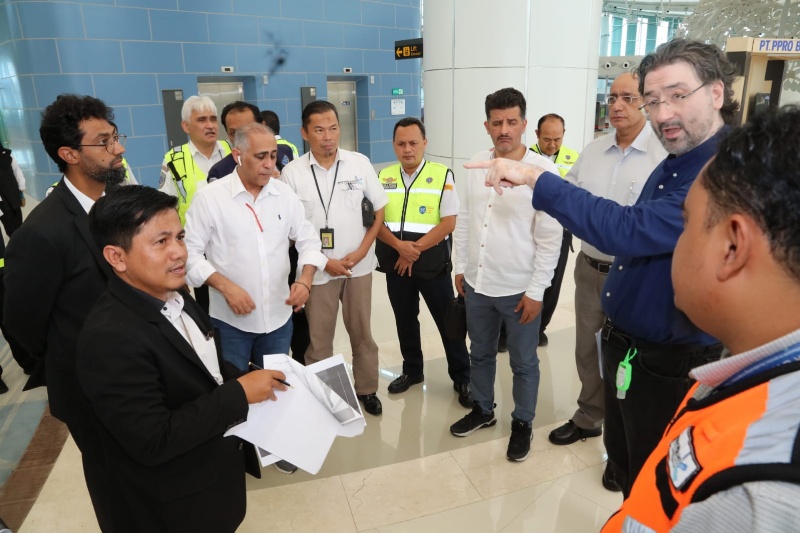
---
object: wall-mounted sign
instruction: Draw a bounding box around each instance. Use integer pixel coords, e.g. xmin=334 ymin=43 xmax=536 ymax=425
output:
xmin=395 ymin=38 xmax=423 ymax=60
xmin=392 ymin=88 xmax=404 ymax=95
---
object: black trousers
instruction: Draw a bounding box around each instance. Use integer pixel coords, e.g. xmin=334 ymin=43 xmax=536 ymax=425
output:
xmin=601 ymin=327 xmax=722 ymax=497
xmin=386 ymin=271 xmax=470 ymax=385
xmin=288 ymin=245 xmax=310 ymax=365
xmin=540 ymin=229 xmax=572 ymax=334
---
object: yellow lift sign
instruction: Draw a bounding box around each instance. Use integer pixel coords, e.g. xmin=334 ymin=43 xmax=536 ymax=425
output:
xmin=395 ymin=38 xmax=423 ymax=60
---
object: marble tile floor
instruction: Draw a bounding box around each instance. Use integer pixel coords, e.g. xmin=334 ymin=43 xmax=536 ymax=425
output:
xmin=15 ymin=251 xmax=624 ymax=532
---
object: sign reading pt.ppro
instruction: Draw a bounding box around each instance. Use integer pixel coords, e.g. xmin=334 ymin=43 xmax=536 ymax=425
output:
xmin=395 ymin=38 xmax=423 ymax=60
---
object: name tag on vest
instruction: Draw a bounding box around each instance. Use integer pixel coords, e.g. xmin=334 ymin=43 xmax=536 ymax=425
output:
xmin=669 ymin=426 xmax=702 ymax=491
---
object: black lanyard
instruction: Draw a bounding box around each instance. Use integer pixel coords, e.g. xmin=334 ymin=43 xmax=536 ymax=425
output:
xmin=310 ymin=160 xmax=340 ymax=228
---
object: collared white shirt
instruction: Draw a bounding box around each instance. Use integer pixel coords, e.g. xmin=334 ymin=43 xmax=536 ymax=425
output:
xmin=566 ymin=123 xmax=668 ymax=262
xmin=158 ymin=140 xmax=228 ymax=198
xmin=454 ymin=149 xmax=563 ymax=300
xmin=160 ymin=291 xmax=223 ymax=385
xmin=281 ymin=148 xmax=388 ymax=285
xmin=400 ymin=159 xmax=459 ymax=218
xmin=63 ymin=175 xmax=97 ymax=214
xmin=184 ymin=170 xmax=327 ymax=334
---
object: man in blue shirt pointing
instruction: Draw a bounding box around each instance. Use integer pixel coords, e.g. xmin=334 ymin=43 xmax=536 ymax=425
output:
xmin=469 ymin=38 xmax=736 ymax=496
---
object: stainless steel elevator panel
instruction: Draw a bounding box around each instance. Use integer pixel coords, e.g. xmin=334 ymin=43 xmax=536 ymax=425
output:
xmin=197 ymin=81 xmax=244 ymax=143
xmin=326 ymin=81 xmax=358 ymax=152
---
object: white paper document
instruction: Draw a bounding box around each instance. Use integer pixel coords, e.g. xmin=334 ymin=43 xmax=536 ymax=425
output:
xmin=225 ymin=354 xmax=366 ymax=474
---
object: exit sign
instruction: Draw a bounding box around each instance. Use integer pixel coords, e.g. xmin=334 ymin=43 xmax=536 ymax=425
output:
xmin=392 ymin=88 xmax=404 ymax=95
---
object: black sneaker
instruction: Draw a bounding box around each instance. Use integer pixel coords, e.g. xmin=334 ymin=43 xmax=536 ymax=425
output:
xmin=507 ymin=419 xmax=533 ymax=461
xmin=274 ymin=460 xmax=298 ymax=474
xmin=453 ymin=382 xmax=472 ymax=408
xmin=450 ymin=405 xmax=496 ymax=437
xmin=548 ymin=420 xmax=602 ymax=445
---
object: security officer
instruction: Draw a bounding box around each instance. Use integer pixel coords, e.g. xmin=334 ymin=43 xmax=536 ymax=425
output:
xmin=159 ymin=95 xmax=231 ymax=225
xmin=261 ymin=110 xmax=299 ymax=169
xmin=159 ymin=95 xmax=231 ymax=313
xmin=529 ymin=113 xmax=580 ymax=347
xmin=376 ymin=117 xmax=471 ymax=408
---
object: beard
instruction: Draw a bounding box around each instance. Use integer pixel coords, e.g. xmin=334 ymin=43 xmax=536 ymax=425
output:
xmin=86 ymin=161 xmax=127 ymax=186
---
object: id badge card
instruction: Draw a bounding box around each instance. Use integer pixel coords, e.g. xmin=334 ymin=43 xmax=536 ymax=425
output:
xmin=616 ymin=361 xmax=632 ymax=399
xmin=320 ymin=227 xmax=335 ymax=250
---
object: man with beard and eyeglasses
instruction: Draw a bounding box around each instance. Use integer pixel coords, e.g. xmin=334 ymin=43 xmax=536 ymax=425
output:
xmin=3 ymin=94 xmax=127 ymax=531
xmin=471 ymin=38 xmax=735 ymax=496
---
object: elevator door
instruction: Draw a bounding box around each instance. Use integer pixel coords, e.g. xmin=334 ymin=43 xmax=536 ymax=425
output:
xmin=326 ymin=81 xmax=358 ymax=152
xmin=197 ymin=82 xmax=244 ymax=143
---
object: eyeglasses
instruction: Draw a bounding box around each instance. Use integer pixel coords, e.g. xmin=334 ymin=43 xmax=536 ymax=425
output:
xmin=607 ymin=95 xmax=641 ymax=106
xmin=79 ymin=134 xmax=127 ymax=153
xmin=639 ymin=83 xmax=707 ymax=113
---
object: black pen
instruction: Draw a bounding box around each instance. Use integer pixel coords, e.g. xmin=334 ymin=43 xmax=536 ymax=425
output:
xmin=248 ymin=361 xmax=293 ymax=388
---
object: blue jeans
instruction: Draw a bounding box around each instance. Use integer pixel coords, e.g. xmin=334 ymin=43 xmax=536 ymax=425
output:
xmin=212 ymin=317 xmax=293 ymax=371
xmin=464 ymin=283 xmax=541 ymax=423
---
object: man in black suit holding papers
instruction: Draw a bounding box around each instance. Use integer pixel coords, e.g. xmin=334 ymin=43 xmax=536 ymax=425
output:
xmin=77 ymin=185 xmax=287 ymax=533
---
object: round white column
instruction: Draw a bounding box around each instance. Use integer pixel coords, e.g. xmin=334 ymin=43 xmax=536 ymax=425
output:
xmin=423 ymin=0 xmax=603 ymax=182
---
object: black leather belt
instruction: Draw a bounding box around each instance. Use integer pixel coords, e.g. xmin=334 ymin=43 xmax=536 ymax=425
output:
xmin=584 ymin=254 xmax=612 ymax=274
xmin=601 ymin=318 xmax=722 ymax=355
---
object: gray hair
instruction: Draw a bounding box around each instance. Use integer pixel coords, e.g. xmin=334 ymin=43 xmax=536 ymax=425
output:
xmin=233 ymin=122 xmax=275 ymax=152
xmin=181 ymin=95 xmax=217 ymax=123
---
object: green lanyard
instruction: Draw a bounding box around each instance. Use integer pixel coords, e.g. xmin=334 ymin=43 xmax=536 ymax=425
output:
xmin=615 ymin=348 xmax=638 ymax=400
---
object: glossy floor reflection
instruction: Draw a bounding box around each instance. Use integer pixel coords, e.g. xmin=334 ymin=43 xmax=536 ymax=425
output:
xmin=20 ymin=252 xmax=623 ymax=532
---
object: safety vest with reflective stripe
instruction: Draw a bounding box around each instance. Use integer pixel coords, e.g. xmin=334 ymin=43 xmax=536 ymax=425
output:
xmin=379 ymin=161 xmax=447 ymax=236
xmin=529 ymin=145 xmax=579 ymax=178
xmin=277 ymin=138 xmax=299 ymax=158
xmin=164 ymin=141 xmax=231 ymax=224
xmin=602 ymin=359 xmax=800 ymax=532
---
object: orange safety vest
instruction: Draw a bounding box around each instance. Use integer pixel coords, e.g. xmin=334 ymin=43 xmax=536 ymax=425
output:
xmin=603 ymin=359 xmax=800 ymax=532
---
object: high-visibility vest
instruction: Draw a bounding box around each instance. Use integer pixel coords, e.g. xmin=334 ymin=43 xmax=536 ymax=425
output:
xmin=602 ymin=358 xmax=800 ymax=532
xmin=529 ymin=145 xmax=579 ymax=178
xmin=379 ymin=161 xmax=447 ymax=236
xmin=277 ymin=138 xmax=299 ymax=158
xmin=164 ymin=141 xmax=231 ymax=224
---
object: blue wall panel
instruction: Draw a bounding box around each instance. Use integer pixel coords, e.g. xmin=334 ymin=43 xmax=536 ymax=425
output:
xmin=17 ymin=2 xmax=84 ymax=39
xmin=2 ymin=0 xmax=421 ymax=194
xmin=209 ymin=14 xmax=260 ymax=45
xmin=123 ymin=42 xmax=184 ymax=73
xmin=33 ymin=74 xmax=95 ymax=108
xmin=84 ymin=6 xmax=151 ymax=40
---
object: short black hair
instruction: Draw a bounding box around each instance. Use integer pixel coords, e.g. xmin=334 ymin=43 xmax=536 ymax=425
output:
xmin=637 ymin=38 xmax=739 ymax=125
xmin=702 ymin=105 xmax=800 ymax=281
xmin=39 ymin=94 xmax=115 ymax=173
xmin=484 ymin=88 xmax=526 ymax=120
xmin=393 ymin=117 xmax=426 ymax=140
xmin=261 ymin=110 xmax=281 ymax=134
xmin=302 ymin=100 xmax=339 ymax=129
xmin=220 ymin=101 xmax=262 ymax=130
xmin=89 ymin=185 xmax=178 ymax=252
xmin=537 ymin=113 xmax=565 ymax=131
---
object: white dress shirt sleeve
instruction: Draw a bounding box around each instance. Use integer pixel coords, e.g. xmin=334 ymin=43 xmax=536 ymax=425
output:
xmin=526 ymin=209 xmax=563 ymax=300
xmin=10 ymin=155 xmax=25 ymax=191
xmin=363 ymin=164 xmax=388 ymax=211
xmin=183 ymin=192 xmax=218 ymax=288
xmin=453 ymin=168 xmax=471 ymax=276
xmin=439 ymin=170 xmax=459 ymax=217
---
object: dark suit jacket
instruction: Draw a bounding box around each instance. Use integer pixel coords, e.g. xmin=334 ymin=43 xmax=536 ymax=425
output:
xmin=76 ymin=276 xmax=256 ymax=533
xmin=3 ymin=179 xmax=111 ymax=426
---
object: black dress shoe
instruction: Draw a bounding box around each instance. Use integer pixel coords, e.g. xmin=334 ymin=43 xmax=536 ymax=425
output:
xmin=548 ymin=420 xmax=602 ymax=445
xmin=538 ymin=331 xmax=549 ymax=347
xmin=0 ymin=377 xmax=8 ymax=394
xmin=357 ymin=393 xmax=382 ymax=415
xmin=602 ymin=466 xmax=622 ymax=492
xmin=453 ymin=382 xmax=472 ymax=408
xmin=387 ymin=373 xmax=424 ymax=394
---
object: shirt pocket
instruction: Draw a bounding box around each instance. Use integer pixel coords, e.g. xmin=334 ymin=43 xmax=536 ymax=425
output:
xmin=296 ymin=190 xmax=317 ymax=220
